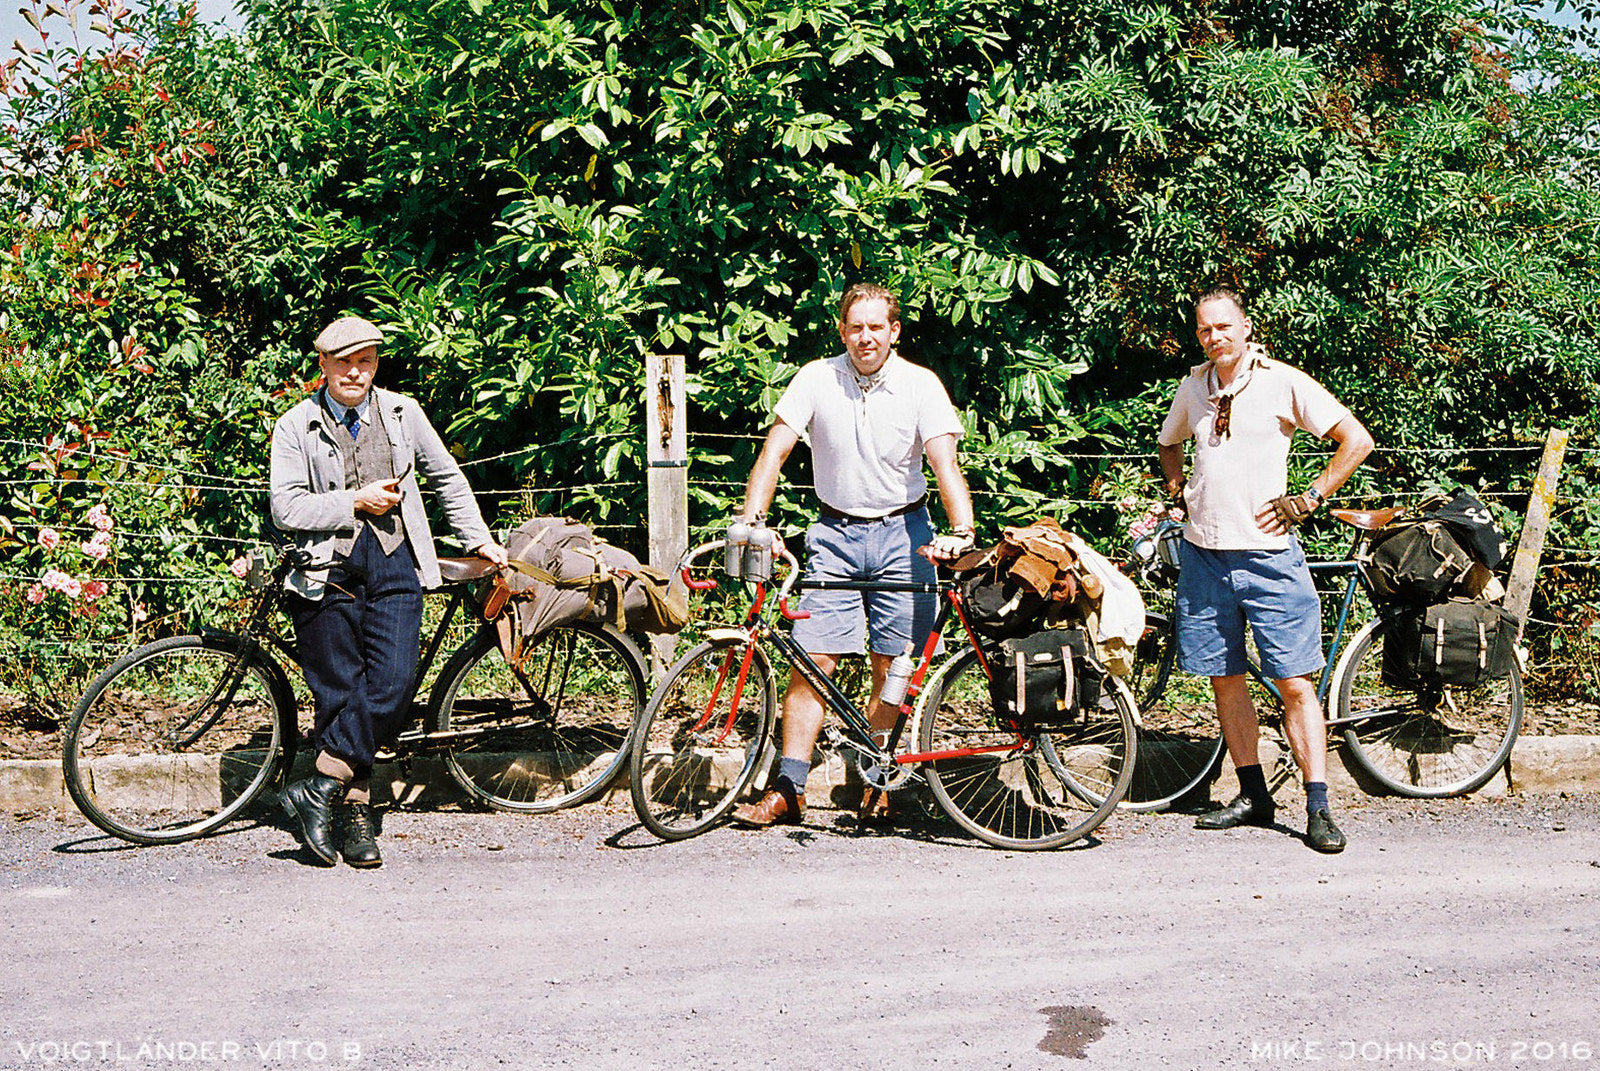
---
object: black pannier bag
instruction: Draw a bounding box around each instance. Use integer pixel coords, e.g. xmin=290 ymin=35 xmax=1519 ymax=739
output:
xmin=989 ymin=628 xmax=1101 ymax=731
xmin=1382 ymin=598 xmax=1521 ymax=689
xmin=1362 ymin=520 xmax=1475 ymax=605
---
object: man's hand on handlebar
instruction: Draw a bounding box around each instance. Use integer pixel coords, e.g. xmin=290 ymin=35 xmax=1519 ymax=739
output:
xmin=919 ymin=528 xmax=976 ymax=563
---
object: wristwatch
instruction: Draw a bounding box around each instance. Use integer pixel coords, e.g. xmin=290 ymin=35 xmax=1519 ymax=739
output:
xmin=1306 ymin=487 xmax=1325 ymax=506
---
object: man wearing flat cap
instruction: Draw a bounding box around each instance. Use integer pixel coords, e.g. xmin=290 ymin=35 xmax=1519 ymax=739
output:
xmin=270 ymin=315 xmax=507 ymax=867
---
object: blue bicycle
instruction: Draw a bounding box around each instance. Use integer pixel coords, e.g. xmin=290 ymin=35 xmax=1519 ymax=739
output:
xmin=1124 ymin=509 xmax=1523 ymax=809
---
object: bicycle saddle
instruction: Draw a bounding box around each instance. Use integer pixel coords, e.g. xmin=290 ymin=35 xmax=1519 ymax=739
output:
xmin=1329 ymin=506 xmax=1404 ymax=530
xmin=438 ymin=556 xmax=499 ymax=583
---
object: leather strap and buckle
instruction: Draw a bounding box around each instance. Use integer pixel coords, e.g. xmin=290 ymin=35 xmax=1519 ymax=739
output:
xmin=818 ymin=494 xmax=927 ymax=523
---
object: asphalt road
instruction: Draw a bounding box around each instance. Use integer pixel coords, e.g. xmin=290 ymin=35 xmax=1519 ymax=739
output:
xmin=2 ymin=792 xmax=1597 ymax=1071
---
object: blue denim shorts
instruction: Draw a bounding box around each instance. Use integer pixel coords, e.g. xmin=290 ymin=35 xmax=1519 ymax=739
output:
xmin=791 ymin=508 xmax=938 ymax=657
xmin=1175 ymin=536 xmax=1324 ymax=680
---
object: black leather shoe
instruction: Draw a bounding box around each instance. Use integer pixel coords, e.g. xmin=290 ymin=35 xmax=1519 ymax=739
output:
xmin=281 ymin=773 xmax=344 ymax=865
xmin=1306 ymin=809 xmax=1347 ymax=853
xmin=1195 ymin=793 xmax=1276 ymax=830
xmin=336 ymin=802 xmax=382 ymax=869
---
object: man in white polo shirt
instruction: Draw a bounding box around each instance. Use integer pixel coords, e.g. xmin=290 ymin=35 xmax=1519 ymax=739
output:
xmin=1158 ymin=288 xmax=1373 ymax=853
xmin=731 ymin=283 xmax=976 ymax=828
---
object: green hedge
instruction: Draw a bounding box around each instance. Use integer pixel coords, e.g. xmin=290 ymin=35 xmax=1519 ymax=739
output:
xmin=3 ymin=0 xmax=1600 ymax=712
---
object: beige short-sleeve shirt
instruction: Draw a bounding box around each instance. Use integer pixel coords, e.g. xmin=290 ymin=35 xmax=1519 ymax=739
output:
xmin=773 ymin=353 xmax=964 ymax=517
xmin=1158 ymin=349 xmax=1351 ymax=551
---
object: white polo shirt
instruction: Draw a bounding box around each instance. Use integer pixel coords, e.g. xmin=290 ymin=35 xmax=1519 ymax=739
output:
xmin=1159 ymin=348 xmax=1351 ymax=551
xmin=773 ymin=352 xmax=964 ymax=518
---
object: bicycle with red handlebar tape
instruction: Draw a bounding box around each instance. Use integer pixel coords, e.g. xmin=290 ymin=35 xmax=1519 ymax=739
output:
xmin=625 ymin=540 xmax=1137 ymax=850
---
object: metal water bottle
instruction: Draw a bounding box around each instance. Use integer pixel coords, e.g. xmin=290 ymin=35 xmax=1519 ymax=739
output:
xmin=723 ymin=518 xmax=751 ymax=578
xmin=878 ymin=649 xmax=918 ymax=707
xmin=743 ymin=523 xmax=775 ymax=582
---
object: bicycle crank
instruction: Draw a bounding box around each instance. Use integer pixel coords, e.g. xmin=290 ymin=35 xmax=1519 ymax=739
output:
xmin=854 ymin=730 xmax=915 ymax=791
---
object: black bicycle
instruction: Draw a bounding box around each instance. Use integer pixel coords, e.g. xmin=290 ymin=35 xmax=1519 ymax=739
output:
xmin=62 ymin=545 xmax=647 ymax=844
xmin=1123 ymin=509 xmax=1523 ymax=809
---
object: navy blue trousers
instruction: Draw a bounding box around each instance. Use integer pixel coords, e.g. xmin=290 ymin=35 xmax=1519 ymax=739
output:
xmin=289 ymin=527 xmax=423 ymax=778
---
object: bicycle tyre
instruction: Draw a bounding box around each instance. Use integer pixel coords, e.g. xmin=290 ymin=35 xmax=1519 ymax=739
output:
xmin=1131 ymin=611 xmax=1177 ymax=711
xmin=1120 ymin=612 xmax=1227 ymax=811
xmin=915 ymin=647 xmax=1136 ymax=850
xmin=62 ymin=634 xmax=290 ymax=845
xmin=1333 ymin=618 xmax=1523 ymax=797
xmin=629 ymin=637 xmax=777 ymax=841
xmin=433 ymin=623 xmax=647 ymax=813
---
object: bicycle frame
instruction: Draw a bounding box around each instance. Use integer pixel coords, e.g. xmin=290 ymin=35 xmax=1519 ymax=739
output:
xmin=677 ymin=544 xmax=1030 ymax=779
xmin=203 ymin=549 xmax=489 ymax=785
xmin=1210 ymin=528 xmax=1395 ymax=735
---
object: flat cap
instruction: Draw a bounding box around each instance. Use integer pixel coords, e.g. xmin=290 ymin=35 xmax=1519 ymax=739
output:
xmin=314 ymin=316 xmax=384 ymax=358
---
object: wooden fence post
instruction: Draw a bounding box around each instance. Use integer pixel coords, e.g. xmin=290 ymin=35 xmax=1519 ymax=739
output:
xmin=1505 ymin=428 xmax=1569 ymax=642
xmin=646 ymin=353 xmax=688 ymax=676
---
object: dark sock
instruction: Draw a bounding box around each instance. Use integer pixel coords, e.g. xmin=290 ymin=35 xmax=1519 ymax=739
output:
xmin=1236 ymin=764 xmax=1274 ymax=810
xmin=1305 ymin=781 xmax=1329 ymax=814
xmin=777 ymin=757 xmax=810 ymax=793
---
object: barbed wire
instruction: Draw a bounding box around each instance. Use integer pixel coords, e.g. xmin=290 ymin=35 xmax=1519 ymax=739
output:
xmin=680 ymin=436 xmax=1558 ymax=456
xmin=1 ymin=637 xmax=145 ymax=654
xmin=0 ymin=570 xmax=221 ymax=585
xmin=0 ymin=437 xmax=263 ymax=486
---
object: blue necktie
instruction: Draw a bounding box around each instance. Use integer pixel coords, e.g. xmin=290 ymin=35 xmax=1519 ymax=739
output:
xmin=343 ymin=408 xmax=360 ymax=440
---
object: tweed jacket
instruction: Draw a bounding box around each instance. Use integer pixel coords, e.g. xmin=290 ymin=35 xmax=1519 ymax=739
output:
xmin=269 ymin=387 xmax=493 ymax=598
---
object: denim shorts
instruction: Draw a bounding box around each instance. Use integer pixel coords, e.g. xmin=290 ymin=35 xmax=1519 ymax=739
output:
xmin=791 ymin=508 xmax=938 ymax=657
xmin=1175 ymin=536 xmax=1324 ymax=680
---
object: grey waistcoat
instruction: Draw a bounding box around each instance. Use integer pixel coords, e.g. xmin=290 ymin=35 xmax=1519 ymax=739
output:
xmin=334 ymin=402 xmax=406 ymax=557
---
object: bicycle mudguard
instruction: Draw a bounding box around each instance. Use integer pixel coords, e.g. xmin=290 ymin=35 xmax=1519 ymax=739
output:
xmin=703 ymin=627 xmax=750 ymax=643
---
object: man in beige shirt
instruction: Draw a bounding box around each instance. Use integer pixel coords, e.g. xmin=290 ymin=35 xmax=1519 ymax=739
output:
xmin=1158 ymin=289 xmax=1373 ymax=852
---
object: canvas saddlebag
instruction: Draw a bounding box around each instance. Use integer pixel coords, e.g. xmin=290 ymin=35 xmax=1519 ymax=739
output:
xmin=486 ymin=517 xmax=688 ymax=666
xmin=988 ymin=628 xmax=1102 ymax=731
xmin=1382 ymin=598 xmax=1520 ymax=689
xmin=1362 ymin=520 xmax=1475 ymax=605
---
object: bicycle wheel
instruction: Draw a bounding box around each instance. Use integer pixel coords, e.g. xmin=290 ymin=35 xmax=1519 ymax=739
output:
xmin=62 ymin=634 xmax=289 ymax=845
xmin=916 ymin=647 xmax=1136 ymax=850
xmin=1333 ymin=618 xmax=1523 ymax=797
xmin=1121 ymin=612 xmax=1226 ymax=811
xmin=629 ymin=637 xmax=776 ymax=841
xmin=433 ymin=623 xmax=646 ymax=813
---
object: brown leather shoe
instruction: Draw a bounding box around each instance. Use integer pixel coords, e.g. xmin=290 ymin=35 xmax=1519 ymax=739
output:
xmin=732 ymin=783 xmax=805 ymax=828
xmin=858 ymin=786 xmax=892 ymax=825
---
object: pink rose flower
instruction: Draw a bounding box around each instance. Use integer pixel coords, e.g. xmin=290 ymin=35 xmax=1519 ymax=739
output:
xmin=131 ymin=602 xmax=148 ymax=623
xmin=81 ymin=539 xmax=110 ymax=562
xmin=230 ymin=556 xmax=251 ymax=579
xmin=1118 ymin=495 xmax=1138 ymax=511
xmin=25 ymin=585 xmax=46 ymax=605
xmin=60 ymin=576 xmax=82 ymax=600
xmin=38 ymin=528 xmax=61 ymax=550
xmin=41 ymin=568 xmax=72 ymax=593
xmin=86 ymin=504 xmax=113 ymax=532
xmin=83 ymin=579 xmax=107 ymax=601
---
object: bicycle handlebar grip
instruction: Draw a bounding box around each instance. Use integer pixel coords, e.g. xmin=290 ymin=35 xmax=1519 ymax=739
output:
xmin=683 ymin=567 xmax=717 ymax=592
xmin=779 ymin=597 xmax=809 ymax=621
